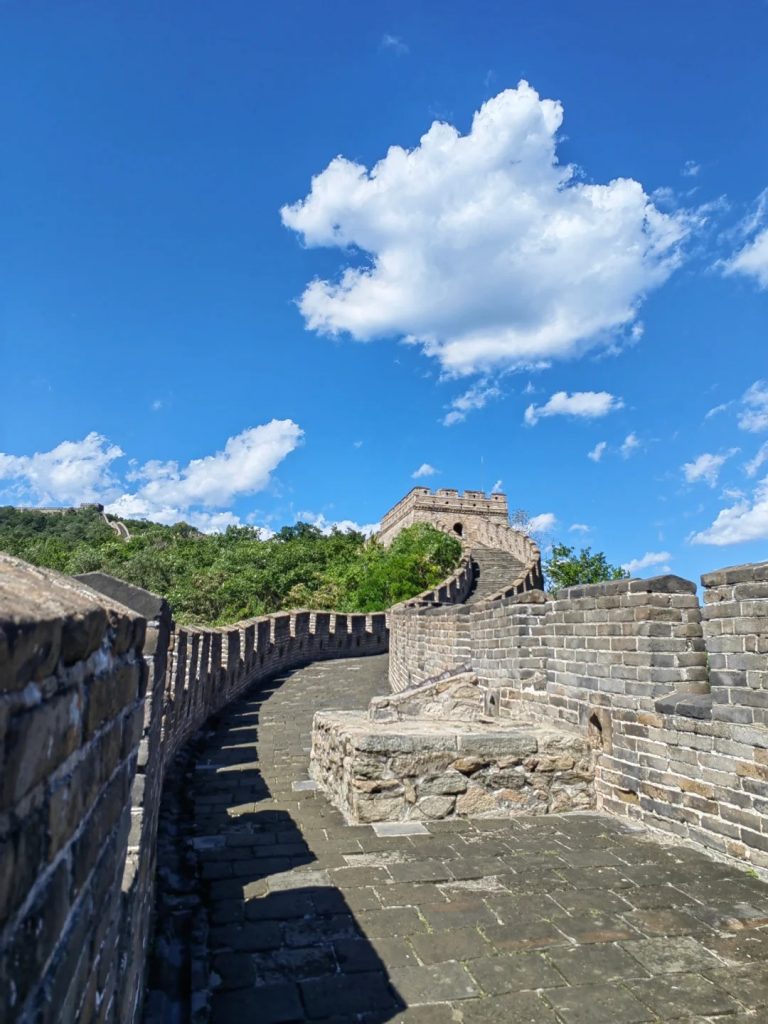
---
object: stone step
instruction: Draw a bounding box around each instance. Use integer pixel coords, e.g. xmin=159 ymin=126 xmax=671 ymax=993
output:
xmin=464 ymin=544 xmax=524 ymax=603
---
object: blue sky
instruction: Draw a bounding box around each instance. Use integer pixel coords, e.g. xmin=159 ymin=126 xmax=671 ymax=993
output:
xmin=1 ymin=0 xmax=766 ymax=582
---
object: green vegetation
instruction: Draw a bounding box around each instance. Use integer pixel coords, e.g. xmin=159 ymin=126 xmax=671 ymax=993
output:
xmin=0 ymin=507 xmax=461 ymax=625
xmin=544 ymin=542 xmax=629 ymax=591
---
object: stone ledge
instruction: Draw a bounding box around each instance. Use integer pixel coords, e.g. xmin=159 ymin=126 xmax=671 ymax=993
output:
xmin=310 ymin=711 xmax=595 ymax=824
xmin=654 ymin=690 xmax=713 ymax=720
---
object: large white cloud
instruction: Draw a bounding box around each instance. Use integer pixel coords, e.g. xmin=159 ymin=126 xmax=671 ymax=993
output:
xmin=0 ymin=421 xmax=304 ymax=532
xmin=691 ymin=477 xmax=768 ymax=545
xmin=0 ymin=432 xmax=124 ymax=505
xmin=524 ymin=390 xmax=623 ymax=426
xmin=114 ymin=421 xmax=304 ymax=510
xmin=282 ymin=81 xmax=689 ymax=376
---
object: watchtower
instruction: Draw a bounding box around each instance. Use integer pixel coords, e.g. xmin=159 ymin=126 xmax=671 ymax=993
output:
xmin=377 ymin=487 xmax=510 ymax=546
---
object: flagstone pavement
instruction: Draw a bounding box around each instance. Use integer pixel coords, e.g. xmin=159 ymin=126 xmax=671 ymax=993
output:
xmin=187 ymin=654 xmax=768 ymax=1023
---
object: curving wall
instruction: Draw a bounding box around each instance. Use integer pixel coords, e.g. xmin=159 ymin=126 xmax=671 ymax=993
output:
xmin=0 ymin=555 xmax=387 ymax=1024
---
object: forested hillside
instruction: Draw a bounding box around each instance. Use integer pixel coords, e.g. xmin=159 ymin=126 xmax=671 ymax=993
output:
xmin=0 ymin=507 xmax=461 ymax=625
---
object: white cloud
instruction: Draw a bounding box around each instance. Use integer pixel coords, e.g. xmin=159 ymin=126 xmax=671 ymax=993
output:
xmin=745 ymin=442 xmax=768 ymax=478
xmin=723 ymin=227 xmax=768 ymax=290
xmin=622 ymin=550 xmax=672 ymax=574
xmin=691 ymin=477 xmax=768 ymax=545
xmin=112 ymin=421 xmax=303 ymax=512
xmin=587 ymin=441 xmax=607 ymax=462
xmin=682 ymin=160 xmax=700 ymax=178
xmin=620 ymin=432 xmax=641 ymax=458
xmin=569 ymin=523 xmax=590 ymax=533
xmin=705 ymin=401 xmax=731 ymax=419
xmin=353 ymin=440 xmax=364 ymax=448
xmin=298 ymin=512 xmax=379 ymax=537
xmin=738 ymin=380 xmax=768 ymax=432
xmin=381 ymin=33 xmax=408 ymax=55
xmin=491 ymin=479 xmax=504 ymax=494
xmin=282 ymin=81 xmax=688 ymax=377
xmin=524 ymin=390 xmax=623 ymax=426
xmin=442 ymin=381 xmax=501 ymax=426
xmin=412 ymin=463 xmax=439 ymax=479
xmin=528 ymin=512 xmax=557 ymax=534
xmin=682 ymin=449 xmax=738 ymax=488
xmin=0 ymin=432 xmax=124 ymax=505
xmin=0 ymin=421 xmax=304 ymax=533
xmin=151 ymin=399 xmax=163 ymax=412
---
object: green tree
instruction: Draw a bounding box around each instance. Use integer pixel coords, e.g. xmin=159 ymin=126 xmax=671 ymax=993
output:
xmin=544 ymin=543 xmax=628 ymax=591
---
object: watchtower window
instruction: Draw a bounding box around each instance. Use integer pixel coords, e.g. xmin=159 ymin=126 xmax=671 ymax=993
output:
xmin=453 ymin=522 xmax=463 ymax=537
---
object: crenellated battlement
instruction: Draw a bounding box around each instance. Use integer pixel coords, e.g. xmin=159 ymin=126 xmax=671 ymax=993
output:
xmin=377 ymin=486 xmax=510 ymax=546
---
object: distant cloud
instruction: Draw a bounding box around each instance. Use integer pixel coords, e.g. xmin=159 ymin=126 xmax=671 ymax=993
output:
xmin=622 ymin=550 xmax=672 ymax=574
xmin=745 ymin=442 xmax=768 ymax=478
xmin=738 ymin=380 xmax=768 ymax=432
xmin=151 ymin=399 xmax=163 ymax=412
xmin=705 ymin=401 xmax=731 ymax=419
xmin=442 ymin=380 xmax=500 ymax=426
xmin=528 ymin=512 xmax=557 ymax=534
xmin=569 ymin=523 xmax=590 ymax=533
xmin=587 ymin=441 xmax=607 ymax=463
xmin=353 ymin=440 xmax=364 ymax=448
xmin=380 ymin=33 xmax=408 ymax=55
xmin=682 ymin=449 xmax=738 ymax=487
xmin=691 ymin=477 xmax=768 ymax=545
xmin=524 ymin=390 xmax=623 ymax=426
xmin=620 ymin=432 xmax=641 ymax=458
xmin=491 ymin=479 xmax=504 ymax=494
xmin=299 ymin=511 xmax=379 ymax=537
xmin=682 ymin=160 xmax=701 ymax=178
xmin=0 ymin=432 xmax=124 ymax=505
xmin=721 ymin=189 xmax=768 ymax=290
xmin=412 ymin=463 xmax=439 ymax=479
xmin=0 ymin=421 xmax=304 ymax=533
xmin=282 ymin=81 xmax=689 ymax=377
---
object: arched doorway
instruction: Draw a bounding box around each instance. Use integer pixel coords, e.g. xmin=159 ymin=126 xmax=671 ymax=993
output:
xmin=453 ymin=522 xmax=463 ymax=537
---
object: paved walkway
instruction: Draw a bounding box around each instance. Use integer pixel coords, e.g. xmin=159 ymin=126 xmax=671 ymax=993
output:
xmin=190 ymin=654 xmax=768 ymax=1023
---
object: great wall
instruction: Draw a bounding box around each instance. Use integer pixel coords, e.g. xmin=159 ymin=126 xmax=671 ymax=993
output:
xmin=1 ymin=487 xmax=767 ymax=1023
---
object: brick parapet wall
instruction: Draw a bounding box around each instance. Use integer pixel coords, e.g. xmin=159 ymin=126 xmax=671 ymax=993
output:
xmin=1 ymin=552 xmax=389 ymax=1024
xmin=387 ymin=563 xmax=768 ymax=871
xmin=1 ymin=556 xmax=147 ymax=1024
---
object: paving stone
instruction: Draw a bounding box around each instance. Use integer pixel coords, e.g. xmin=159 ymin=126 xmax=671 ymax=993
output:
xmin=210 ymin=982 xmax=303 ymax=1023
xmin=466 ymin=952 xmax=565 ymax=994
xmin=545 ymin=944 xmax=650 ymax=985
xmin=481 ymin=919 xmax=570 ymax=953
xmin=626 ymin=973 xmax=740 ymax=1018
xmin=356 ymin=906 xmax=427 ymax=937
xmin=459 ymin=990 xmax=560 ymax=1023
xmin=408 ymin=927 xmax=490 ymax=964
xmin=299 ymin=971 xmax=398 ymax=1018
xmin=621 ymin=935 xmax=722 ymax=974
xmin=704 ymin=963 xmax=768 ymax=1008
xmin=543 ymin=982 xmax=656 ymax=1023
xmin=389 ymin=962 xmax=479 ymax=1004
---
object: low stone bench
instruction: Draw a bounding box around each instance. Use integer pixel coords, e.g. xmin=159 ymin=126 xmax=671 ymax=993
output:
xmin=310 ymin=711 xmax=595 ymax=823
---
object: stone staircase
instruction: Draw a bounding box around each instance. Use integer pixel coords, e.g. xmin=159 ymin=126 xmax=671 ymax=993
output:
xmin=465 ymin=543 xmax=524 ymax=603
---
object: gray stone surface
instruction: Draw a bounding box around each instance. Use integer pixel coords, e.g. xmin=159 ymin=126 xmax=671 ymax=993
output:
xmin=174 ymin=652 xmax=768 ymax=1023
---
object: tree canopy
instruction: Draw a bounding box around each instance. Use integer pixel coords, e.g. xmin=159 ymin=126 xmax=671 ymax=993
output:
xmin=544 ymin=542 xmax=628 ymax=591
xmin=0 ymin=507 xmax=462 ymax=625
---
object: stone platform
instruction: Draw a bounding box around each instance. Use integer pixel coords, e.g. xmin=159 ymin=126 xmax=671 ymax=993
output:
xmin=310 ymin=712 xmax=594 ymax=823
xmin=150 ymin=652 xmax=768 ymax=1023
